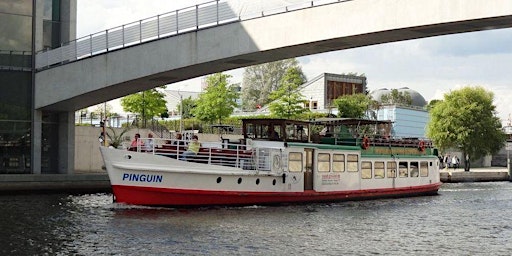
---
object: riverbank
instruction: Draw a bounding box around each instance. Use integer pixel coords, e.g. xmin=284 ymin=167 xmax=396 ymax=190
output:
xmin=0 ymin=167 xmax=509 ymax=194
xmin=0 ymin=173 xmax=111 ymax=194
xmin=440 ymin=167 xmax=510 ymax=182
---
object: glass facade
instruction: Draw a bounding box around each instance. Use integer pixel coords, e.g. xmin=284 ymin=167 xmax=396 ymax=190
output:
xmin=0 ymin=0 xmax=66 ymax=174
xmin=0 ymin=0 xmax=33 ymax=173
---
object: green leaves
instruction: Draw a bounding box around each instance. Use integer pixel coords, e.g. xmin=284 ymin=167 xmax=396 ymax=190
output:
xmin=120 ymin=88 xmax=167 ymax=121
xmin=241 ymin=59 xmax=305 ymax=111
xmin=333 ymin=93 xmax=373 ymax=118
xmin=192 ymin=73 xmax=239 ymax=124
xmin=427 ymin=86 xmax=506 ymax=164
xmin=268 ymin=67 xmax=308 ymax=119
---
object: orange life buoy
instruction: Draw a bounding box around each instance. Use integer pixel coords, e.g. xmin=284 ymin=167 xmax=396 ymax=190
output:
xmin=361 ymin=137 xmax=370 ymax=150
xmin=418 ymin=140 xmax=425 ymax=152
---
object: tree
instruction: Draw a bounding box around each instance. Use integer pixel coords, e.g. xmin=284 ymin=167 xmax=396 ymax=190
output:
xmin=192 ymin=73 xmax=239 ymax=124
xmin=381 ymin=89 xmax=412 ymax=105
xmin=268 ymin=67 xmax=308 ymax=119
xmin=120 ymin=88 xmax=167 ymax=127
xmin=241 ymin=58 xmax=306 ymax=111
xmin=427 ymin=86 xmax=506 ymax=171
xmin=333 ymin=93 xmax=374 ymax=118
xmin=426 ymin=99 xmax=442 ymax=111
xmin=177 ymin=96 xmax=197 ymax=119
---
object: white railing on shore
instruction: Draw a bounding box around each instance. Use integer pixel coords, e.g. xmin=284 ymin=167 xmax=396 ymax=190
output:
xmin=35 ymin=0 xmax=351 ymax=70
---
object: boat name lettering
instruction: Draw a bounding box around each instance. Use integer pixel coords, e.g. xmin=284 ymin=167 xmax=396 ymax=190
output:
xmin=122 ymin=173 xmax=163 ymax=183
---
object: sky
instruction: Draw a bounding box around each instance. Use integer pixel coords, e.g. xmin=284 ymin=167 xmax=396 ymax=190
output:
xmin=77 ymin=0 xmax=512 ymax=124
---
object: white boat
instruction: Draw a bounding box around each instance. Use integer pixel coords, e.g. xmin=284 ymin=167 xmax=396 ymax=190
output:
xmin=100 ymin=118 xmax=441 ymax=207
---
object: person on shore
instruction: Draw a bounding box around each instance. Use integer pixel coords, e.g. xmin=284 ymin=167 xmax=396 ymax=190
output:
xmin=443 ymin=154 xmax=451 ymax=169
xmin=452 ymin=155 xmax=459 ymax=170
xmin=180 ymin=135 xmax=200 ymax=161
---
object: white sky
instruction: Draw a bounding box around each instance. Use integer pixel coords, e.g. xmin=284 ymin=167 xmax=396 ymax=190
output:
xmin=77 ymin=0 xmax=512 ymax=124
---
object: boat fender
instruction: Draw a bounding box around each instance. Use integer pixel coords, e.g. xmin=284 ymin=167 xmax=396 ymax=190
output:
xmin=282 ymin=173 xmax=286 ymax=183
xmin=418 ymin=141 xmax=425 ymax=152
xmin=361 ymin=137 xmax=370 ymax=150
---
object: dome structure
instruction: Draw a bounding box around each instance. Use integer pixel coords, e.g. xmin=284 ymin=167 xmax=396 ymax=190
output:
xmin=370 ymin=87 xmax=427 ymax=107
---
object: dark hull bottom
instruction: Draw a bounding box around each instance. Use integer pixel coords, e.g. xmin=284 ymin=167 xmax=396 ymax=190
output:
xmin=111 ymin=183 xmax=442 ymax=207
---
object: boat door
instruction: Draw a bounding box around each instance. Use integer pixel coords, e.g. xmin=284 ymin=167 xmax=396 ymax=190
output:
xmin=304 ymin=148 xmax=314 ymax=190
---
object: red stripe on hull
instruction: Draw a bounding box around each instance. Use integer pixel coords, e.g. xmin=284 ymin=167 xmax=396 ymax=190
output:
xmin=112 ymin=183 xmax=442 ymax=207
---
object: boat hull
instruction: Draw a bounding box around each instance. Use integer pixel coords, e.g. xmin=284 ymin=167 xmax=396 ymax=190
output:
xmin=100 ymin=144 xmax=442 ymax=207
xmin=111 ymin=183 xmax=441 ymax=207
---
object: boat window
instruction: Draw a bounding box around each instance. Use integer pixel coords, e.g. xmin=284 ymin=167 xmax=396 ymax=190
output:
xmin=399 ymin=162 xmax=408 ymax=178
xmin=347 ymin=154 xmax=359 ymax=172
xmin=318 ymin=153 xmax=330 ymax=172
xmin=387 ymin=161 xmax=397 ymax=178
xmin=361 ymin=161 xmax=372 ymax=179
xmin=374 ymin=161 xmax=385 ymax=179
xmin=420 ymin=161 xmax=429 ymax=177
xmin=288 ymin=152 xmax=303 ymax=172
xmin=410 ymin=162 xmax=419 ymax=177
xmin=333 ymin=154 xmax=345 ymax=172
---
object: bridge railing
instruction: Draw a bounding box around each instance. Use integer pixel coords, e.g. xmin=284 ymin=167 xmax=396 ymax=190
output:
xmin=35 ymin=0 xmax=350 ymax=70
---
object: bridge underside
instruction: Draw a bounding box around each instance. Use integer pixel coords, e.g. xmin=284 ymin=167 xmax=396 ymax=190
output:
xmin=35 ymin=0 xmax=512 ymax=111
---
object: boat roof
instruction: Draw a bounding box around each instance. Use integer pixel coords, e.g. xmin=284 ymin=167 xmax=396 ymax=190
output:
xmin=310 ymin=118 xmax=392 ymax=126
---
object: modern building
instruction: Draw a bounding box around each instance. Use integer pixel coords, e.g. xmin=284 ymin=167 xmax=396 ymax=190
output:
xmin=0 ymin=0 xmax=76 ymax=174
xmin=300 ymin=73 xmax=367 ymax=112
xmin=370 ymin=88 xmax=429 ymax=138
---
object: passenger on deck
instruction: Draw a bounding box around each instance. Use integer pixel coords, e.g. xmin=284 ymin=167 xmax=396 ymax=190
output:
xmin=145 ymin=133 xmax=154 ymax=152
xmin=128 ymin=133 xmax=144 ymax=151
xmin=180 ymin=135 xmax=200 ymax=161
xmin=269 ymin=130 xmax=280 ymax=140
xmin=172 ymin=133 xmax=186 ymax=146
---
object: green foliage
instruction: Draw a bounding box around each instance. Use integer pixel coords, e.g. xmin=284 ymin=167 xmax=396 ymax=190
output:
xmin=426 ymin=99 xmax=442 ymax=111
xmin=177 ymin=96 xmax=197 ymax=119
xmin=427 ymin=86 xmax=506 ymax=170
xmin=381 ymin=89 xmax=412 ymax=105
xmin=192 ymin=73 xmax=239 ymax=124
xmin=120 ymin=88 xmax=167 ymax=122
xmin=268 ymin=67 xmax=308 ymax=119
xmin=241 ymin=58 xmax=306 ymax=111
xmin=333 ymin=93 xmax=373 ymax=118
xmin=106 ymin=126 xmax=130 ymax=148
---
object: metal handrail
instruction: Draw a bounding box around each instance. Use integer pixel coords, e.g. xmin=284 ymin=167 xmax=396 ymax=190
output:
xmin=35 ymin=0 xmax=350 ymax=70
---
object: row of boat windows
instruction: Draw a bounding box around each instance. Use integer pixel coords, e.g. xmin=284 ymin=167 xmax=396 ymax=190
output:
xmin=287 ymin=152 xmax=431 ymax=178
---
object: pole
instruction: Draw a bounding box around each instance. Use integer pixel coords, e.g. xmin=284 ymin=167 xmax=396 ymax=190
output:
xmin=103 ymin=102 xmax=107 ymax=147
xmin=180 ymin=93 xmax=183 ymax=133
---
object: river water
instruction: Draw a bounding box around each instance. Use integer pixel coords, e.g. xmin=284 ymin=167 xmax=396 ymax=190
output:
xmin=1 ymin=182 xmax=511 ymax=256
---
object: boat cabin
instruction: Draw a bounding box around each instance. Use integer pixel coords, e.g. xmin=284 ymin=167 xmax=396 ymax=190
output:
xmin=310 ymin=118 xmax=392 ymax=145
xmin=242 ymin=119 xmax=310 ymax=143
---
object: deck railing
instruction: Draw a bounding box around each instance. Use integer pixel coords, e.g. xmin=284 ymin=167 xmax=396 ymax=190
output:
xmin=35 ymin=0 xmax=352 ymax=70
xmin=128 ymin=137 xmax=282 ymax=171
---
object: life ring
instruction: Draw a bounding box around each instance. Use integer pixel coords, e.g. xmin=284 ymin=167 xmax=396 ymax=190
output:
xmin=361 ymin=137 xmax=370 ymax=150
xmin=418 ymin=141 xmax=425 ymax=152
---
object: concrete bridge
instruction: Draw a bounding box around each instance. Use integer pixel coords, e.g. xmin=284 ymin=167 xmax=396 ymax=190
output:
xmin=35 ymin=0 xmax=512 ymax=112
